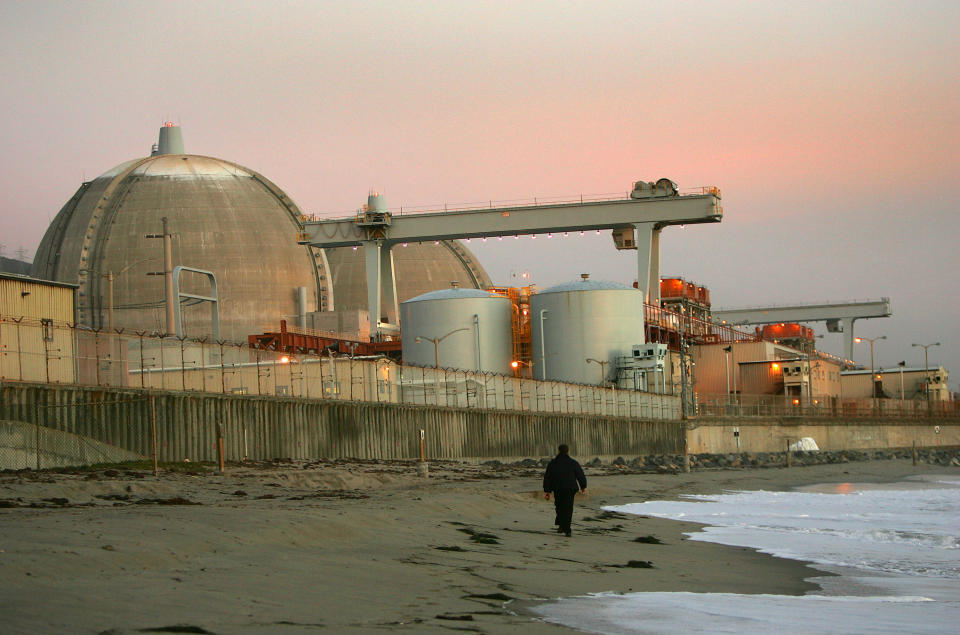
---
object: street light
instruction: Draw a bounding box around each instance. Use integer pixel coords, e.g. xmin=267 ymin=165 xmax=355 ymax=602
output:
xmin=81 ymin=257 xmax=157 ymax=331
xmin=415 ymin=327 xmax=470 ymax=368
xmin=912 ymin=341 xmax=941 ymax=406
xmin=585 ymin=358 xmax=610 ymax=385
xmin=510 ymin=359 xmax=533 ymax=377
xmin=722 ymin=345 xmax=732 ymax=405
xmin=855 ymin=335 xmax=886 ymax=398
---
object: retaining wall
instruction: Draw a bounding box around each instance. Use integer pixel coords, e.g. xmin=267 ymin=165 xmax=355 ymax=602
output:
xmin=687 ymin=418 xmax=960 ymax=454
xmin=0 ymin=383 xmax=684 ymax=469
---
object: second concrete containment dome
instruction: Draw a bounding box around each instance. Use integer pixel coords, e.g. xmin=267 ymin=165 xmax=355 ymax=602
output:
xmin=401 ymin=288 xmax=512 ymax=373
xmin=530 ymin=277 xmax=645 ymax=385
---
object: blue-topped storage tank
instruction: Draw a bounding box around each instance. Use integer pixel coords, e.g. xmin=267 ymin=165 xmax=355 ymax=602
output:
xmin=400 ymin=286 xmax=512 ymax=373
xmin=530 ymin=274 xmax=645 ymax=385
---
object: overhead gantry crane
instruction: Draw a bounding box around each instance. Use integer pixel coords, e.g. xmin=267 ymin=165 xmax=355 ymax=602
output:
xmin=298 ymin=180 xmax=723 ymax=339
xmin=712 ymin=298 xmax=892 ymax=363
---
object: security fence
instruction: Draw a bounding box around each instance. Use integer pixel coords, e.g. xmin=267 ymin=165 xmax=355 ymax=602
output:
xmin=694 ymin=392 xmax=960 ymax=419
xmin=0 ymin=316 xmax=680 ymax=420
xmin=0 ymin=384 xmax=687 ymax=470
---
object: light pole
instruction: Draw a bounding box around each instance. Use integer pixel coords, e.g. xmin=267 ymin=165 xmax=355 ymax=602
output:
xmin=538 ymin=309 xmax=549 ymax=380
xmin=82 ymin=257 xmax=157 ymax=331
xmin=585 ymin=358 xmax=610 ymax=385
xmin=510 ymin=359 xmax=533 ymax=378
xmin=415 ymin=327 xmax=470 ymax=368
xmin=912 ymin=341 xmax=941 ymax=407
xmin=723 ymin=345 xmax=732 ymax=405
xmin=855 ymin=335 xmax=886 ymax=397
xmin=586 ymin=358 xmax=612 ymax=416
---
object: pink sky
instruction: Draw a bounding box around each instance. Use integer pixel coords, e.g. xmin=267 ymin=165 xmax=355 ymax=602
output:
xmin=1 ymin=0 xmax=957 ymax=377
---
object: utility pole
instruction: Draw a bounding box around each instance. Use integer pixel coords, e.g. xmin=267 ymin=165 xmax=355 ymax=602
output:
xmin=855 ymin=335 xmax=886 ymax=398
xmin=146 ymin=218 xmax=176 ymax=334
xmin=679 ymin=335 xmax=689 ymax=420
xmin=912 ymin=342 xmax=941 ymax=413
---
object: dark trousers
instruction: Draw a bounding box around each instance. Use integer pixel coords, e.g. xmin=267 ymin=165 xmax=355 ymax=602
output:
xmin=553 ymin=489 xmax=576 ymax=532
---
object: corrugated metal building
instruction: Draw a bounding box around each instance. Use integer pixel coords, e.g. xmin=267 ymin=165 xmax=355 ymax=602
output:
xmin=0 ymin=274 xmax=77 ymax=383
xmin=841 ymin=367 xmax=950 ymax=401
xmin=692 ymin=340 xmax=843 ymax=399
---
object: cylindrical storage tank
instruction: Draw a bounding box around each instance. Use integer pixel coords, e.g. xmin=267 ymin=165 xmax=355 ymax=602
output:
xmin=530 ymin=278 xmax=645 ymax=385
xmin=401 ymin=288 xmax=513 ymax=373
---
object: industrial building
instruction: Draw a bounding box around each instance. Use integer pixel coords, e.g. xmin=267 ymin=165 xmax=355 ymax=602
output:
xmin=30 ymin=124 xmax=491 ymax=342
xmin=841 ymin=367 xmax=950 ymax=402
xmin=0 ymin=273 xmax=77 ymax=383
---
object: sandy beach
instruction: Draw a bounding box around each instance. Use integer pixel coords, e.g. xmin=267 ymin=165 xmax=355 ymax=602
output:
xmin=1 ymin=458 xmax=955 ymax=634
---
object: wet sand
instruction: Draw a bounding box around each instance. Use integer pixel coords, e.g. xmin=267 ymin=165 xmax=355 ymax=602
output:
xmin=1 ymin=459 xmax=954 ymax=633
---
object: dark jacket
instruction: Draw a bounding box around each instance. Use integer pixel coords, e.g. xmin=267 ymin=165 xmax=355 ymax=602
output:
xmin=543 ymin=454 xmax=587 ymax=493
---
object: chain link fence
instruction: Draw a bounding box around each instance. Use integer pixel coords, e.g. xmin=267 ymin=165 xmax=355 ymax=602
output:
xmin=694 ymin=392 xmax=960 ymax=418
xmin=0 ymin=316 xmax=680 ymax=419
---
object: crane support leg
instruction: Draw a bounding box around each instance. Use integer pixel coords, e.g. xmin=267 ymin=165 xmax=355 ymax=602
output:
xmin=843 ymin=317 xmax=857 ymax=363
xmin=634 ymin=223 xmax=662 ymax=303
xmin=380 ymin=246 xmax=399 ymax=327
xmin=363 ymin=240 xmax=399 ymax=339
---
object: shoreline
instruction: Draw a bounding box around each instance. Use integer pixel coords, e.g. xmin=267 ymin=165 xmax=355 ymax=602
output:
xmin=1 ymin=459 xmax=956 ymax=633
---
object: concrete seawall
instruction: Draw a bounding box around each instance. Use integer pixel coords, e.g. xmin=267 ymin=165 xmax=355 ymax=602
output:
xmin=2 ymin=382 xmax=957 ymax=470
xmin=0 ymin=383 xmax=684 ymax=469
xmin=687 ymin=418 xmax=959 ymax=454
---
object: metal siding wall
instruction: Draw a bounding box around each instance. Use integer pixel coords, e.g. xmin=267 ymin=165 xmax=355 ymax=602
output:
xmin=0 ymin=383 xmax=684 ymax=467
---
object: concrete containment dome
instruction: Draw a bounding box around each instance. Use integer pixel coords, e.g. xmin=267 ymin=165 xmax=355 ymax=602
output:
xmin=530 ymin=276 xmax=645 ymax=384
xmin=31 ymin=126 xmax=330 ymax=342
xmin=401 ymin=287 xmax=512 ymax=373
xmin=325 ymin=240 xmax=493 ymax=325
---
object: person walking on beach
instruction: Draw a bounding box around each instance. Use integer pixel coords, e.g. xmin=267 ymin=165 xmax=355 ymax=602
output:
xmin=543 ymin=444 xmax=587 ymax=537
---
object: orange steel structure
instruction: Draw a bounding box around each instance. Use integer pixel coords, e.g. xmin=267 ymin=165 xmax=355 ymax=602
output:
xmin=760 ymin=323 xmax=815 ymax=341
xmin=488 ymin=285 xmax=535 ymax=364
xmin=249 ymin=320 xmax=402 ymax=358
xmin=659 ymin=277 xmax=711 ymax=306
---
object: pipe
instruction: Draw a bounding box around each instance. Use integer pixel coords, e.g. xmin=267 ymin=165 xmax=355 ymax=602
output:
xmin=297 ymin=286 xmax=308 ymax=328
xmin=539 ymin=309 xmax=549 ymax=380
xmin=162 ymin=217 xmax=175 ymax=335
xmin=473 ymin=314 xmax=481 ymax=371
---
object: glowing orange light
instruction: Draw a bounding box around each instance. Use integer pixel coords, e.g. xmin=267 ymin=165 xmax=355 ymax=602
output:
xmin=792 ymin=398 xmax=800 ymax=405
xmin=280 ymin=356 xmax=290 ymax=364
xmin=511 ymin=361 xmax=519 ymax=369
xmin=772 ymin=363 xmax=780 ymax=370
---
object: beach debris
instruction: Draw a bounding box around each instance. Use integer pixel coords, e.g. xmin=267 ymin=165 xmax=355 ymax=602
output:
xmin=287 ymin=490 xmax=369 ymax=500
xmin=136 ymin=625 xmax=215 ymax=633
xmin=456 ymin=527 xmax=500 ymax=544
xmin=616 ymin=560 xmax=654 ymax=568
xmin=134 ymin=497 xmax=200 ymax=506
xmin=101 ymin=544 xmax=116 ymax=551
xmin=434 ymin=545 xmax=466 ymax=552
xmin=466 ymin=592 xmax=512 ymax=601
xmin=789 ymin=437 xmax=820 ymax=452
xmin=435 ymin=613 xmax=474 ymax=621
xmin=43 ymin=497 xmax=69 ymax=505
xmin=633 ymin=535 xmax=664 ymax=544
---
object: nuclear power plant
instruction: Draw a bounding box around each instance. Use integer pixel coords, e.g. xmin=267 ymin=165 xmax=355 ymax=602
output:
xmin=7 ymin=121 xmax=926 ymax=395
xmin=0 ymin=120 xmax=955 ymax=477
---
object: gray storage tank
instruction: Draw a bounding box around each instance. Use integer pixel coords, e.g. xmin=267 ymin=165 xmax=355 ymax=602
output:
xmin=401 ymin=287 xmax=512 ymax=373
xmin=530 ymin=275 xmax=645 ymax=384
